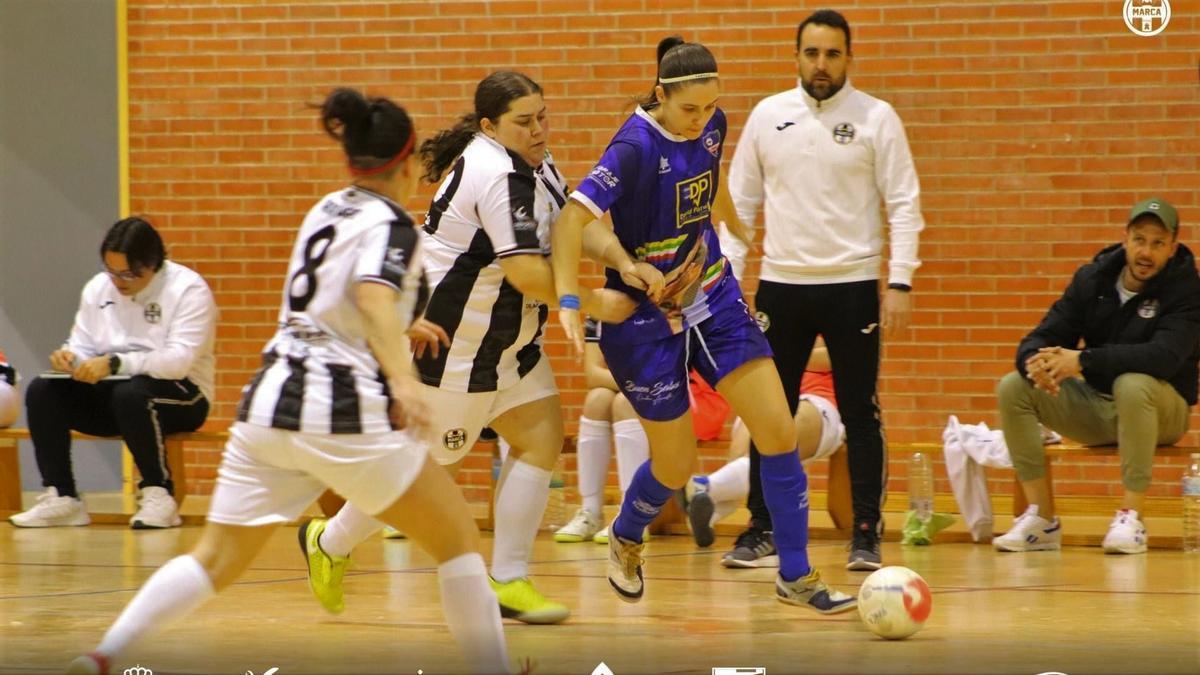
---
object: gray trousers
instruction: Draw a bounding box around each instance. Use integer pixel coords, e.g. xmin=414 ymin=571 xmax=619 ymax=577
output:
xmin=996 ymin=371 xmax=1189 ymax=492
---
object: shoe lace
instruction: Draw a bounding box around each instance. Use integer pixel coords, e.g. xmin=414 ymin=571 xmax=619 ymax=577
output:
xmin=734 ymin=528 xmax=764 ymax=549
xmin=849 ymin=528 xmax=877 ymax=552
xmin=622 ymin=541 xmax=644 ymax=578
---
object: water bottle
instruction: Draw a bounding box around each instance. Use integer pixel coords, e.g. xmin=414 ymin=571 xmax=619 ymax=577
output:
xmin=1182 ymin=453 xmax=1200 ymax=553
xmin=541 ymin=457 xmax=567 ymax=532
xmin=908 ymin=452 xmax=934 ymax=523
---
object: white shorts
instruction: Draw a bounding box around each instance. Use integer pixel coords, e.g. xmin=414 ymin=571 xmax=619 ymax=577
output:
xmin=207 ymin=422 xmax=428 ymax=526
xmin=799 ymin=393 xmax=845 ymax=462
xmin=425 ymin=356 xmax=558 ymax=464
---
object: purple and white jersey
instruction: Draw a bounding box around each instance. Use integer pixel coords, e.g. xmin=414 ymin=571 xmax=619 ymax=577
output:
xmin=571 ymin=106 xmax=733 ymax=338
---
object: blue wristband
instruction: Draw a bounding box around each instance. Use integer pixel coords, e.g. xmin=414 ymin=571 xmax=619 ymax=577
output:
xmin=559 ymin=294 xmax=581 ymax=310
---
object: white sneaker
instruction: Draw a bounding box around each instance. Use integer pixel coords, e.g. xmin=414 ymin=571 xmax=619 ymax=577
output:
xmin=130 ymin=486 xmax=182 ymax=529
xmin=10 ymin=487 xmax=90 ymax=527
xmin=554 ymin=508 xmax=602 ymax=543
xmin=1102 ymin=509 xmax=1148 ymax=554
xmin=607 ymin=530 xmax=645 ymax=603
xmin=993 ymin=505 xmax=1061 ymax=552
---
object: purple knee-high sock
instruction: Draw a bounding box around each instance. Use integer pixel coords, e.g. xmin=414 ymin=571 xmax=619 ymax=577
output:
xmin=612 ymin=460 xmax=674 ymax=544
xmin=759 ymin=450 xmax=812 ymax=581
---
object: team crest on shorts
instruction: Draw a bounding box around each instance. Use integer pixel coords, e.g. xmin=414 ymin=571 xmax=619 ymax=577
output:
xmin=443 ymin=428 xmax=467 ymax=450
xmin=1137 ymin=298 xmax=1159 ymax=319
xmin=833 ymin=122 xmax=855 ymax=144
xmin=754 ymin=310 xmax=770 ymax=332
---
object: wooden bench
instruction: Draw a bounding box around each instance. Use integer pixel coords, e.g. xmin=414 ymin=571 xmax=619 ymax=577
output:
xmin=1012 ymin=443 xmax=1199 ymax=516
xmin=0 ymin=427 xmax=355 ymax=522
xmin=0 ymin=427 xmax=229 ymax=515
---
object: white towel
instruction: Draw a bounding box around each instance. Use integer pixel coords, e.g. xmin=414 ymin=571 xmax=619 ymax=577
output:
xmin=941 ymin=415 xmax=1062 ymax=542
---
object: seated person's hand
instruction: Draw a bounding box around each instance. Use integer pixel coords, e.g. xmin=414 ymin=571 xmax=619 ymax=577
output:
xmin=72 ymin=355 xmax=111 ymax=384
xmin=49 ymin=349 xmax=76 ymax=373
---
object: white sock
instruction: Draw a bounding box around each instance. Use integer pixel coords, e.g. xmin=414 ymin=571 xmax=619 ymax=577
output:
xmin=491 ymin=458 xmax=551 ymax=582
xmin=711 ymin=499 xmax=739 ymax=527
xmin=613 ymin=419 xmax=649 ymax=492
xmin=96 ymin=555 xmax=215 ymax=660
xmin=707 ymin=455 xmax=750 ymax=504
xmin=576 ymin=417 xmax=612 ymax=517
xmin=321 ymin=501 xmax=383 ymax=558
xmin=497 ymin=437 xmax=511 ymax=463
xmin=439 ymin=552 xmax=511 ymax=674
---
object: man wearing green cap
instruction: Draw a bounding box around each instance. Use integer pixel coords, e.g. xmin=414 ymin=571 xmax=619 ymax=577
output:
xmin=993 ymin=197 xmax=1200 ymax=555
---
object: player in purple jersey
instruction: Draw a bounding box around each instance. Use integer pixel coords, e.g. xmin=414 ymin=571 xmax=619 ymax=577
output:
xmin=551 ymin=37 xmax=856 ymax=614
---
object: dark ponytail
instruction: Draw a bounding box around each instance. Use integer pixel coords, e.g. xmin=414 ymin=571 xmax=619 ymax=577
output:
xmin=420 ymin=70 xmax=543 ymax=183
xmin=636 ymin=36 xmax=719 ymax=110
xmin=319 ymin=87 xmax=415 ymax=176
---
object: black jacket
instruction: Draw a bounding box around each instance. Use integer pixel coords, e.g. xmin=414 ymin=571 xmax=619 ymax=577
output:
xmin=1015 ymin=242 xmax=1200 ymax=405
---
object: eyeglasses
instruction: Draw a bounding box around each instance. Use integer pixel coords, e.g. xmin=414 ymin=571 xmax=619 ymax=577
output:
xmin=102 ymin=266 xmax=143 ymax=281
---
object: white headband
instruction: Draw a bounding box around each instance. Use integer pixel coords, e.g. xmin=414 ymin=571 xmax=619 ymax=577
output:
xmin=658 ymin=72 xmax=718 ymax=84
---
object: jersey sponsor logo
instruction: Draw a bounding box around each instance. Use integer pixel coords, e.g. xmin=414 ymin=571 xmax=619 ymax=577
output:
xmin=586 ymin=165 xmax=620 ymax=190
xmin=443 ymin=427 xmax=468 ymax=450
xmin=512 ymin=204 xmax=537 ymax=231
xmin=775 ymin=121 xmax=796 ymax=131
xmin=320 ymin=201 xmax=360 ymax=218
xmin=1137 ymin=298 xmax=1159 ymax=318
xmin=675 ymin=170 xmax=713 ymax=228
xmin=143 ymin=302 xmax=162 ymax=324
xmin=1124 ymin=0 xmax=1170 ymax=36
xmin=833 ymin=122 xmax=856 ymax=144
xmin=383 ymin=246 xmax=408 ymax=278
xmin=99 ymin=300 xmax=115 ymax=309
xmin=702 ymin=129 xmax=722 ymax=157
xmin=658 ymin=155 xmax=672 ymax=174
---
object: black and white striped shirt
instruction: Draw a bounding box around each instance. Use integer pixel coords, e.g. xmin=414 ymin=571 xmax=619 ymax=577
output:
xmin=237 ymin=186 xmax=424 ymax=434
xmin=417 ymin=134 xmax=568 ymax=393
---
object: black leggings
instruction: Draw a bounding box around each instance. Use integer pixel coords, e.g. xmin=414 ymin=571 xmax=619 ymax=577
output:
xmin=747 ymin=279 xmax=888 ymax=532
xmin=25 ymin=375 xmax=208 ymax=497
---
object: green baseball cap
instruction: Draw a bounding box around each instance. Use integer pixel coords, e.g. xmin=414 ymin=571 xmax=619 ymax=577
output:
xmin=1127 ymin=197 xmax=1178 ymax=235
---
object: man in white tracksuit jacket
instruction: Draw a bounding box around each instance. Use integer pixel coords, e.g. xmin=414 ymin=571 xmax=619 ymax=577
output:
xmin=727 ymin=8 xmax=925 ymax=571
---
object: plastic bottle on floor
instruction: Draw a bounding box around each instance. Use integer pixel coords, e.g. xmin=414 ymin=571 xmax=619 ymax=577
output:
xmin=1182 ymin=453 xmax=1200 ymax=553
xmin=909 ymin=452 xmax=934 ymax=523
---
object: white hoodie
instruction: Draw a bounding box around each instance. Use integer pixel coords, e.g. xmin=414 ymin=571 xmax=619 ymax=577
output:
xmin=729 ymin=80 xmax=924 ymax=287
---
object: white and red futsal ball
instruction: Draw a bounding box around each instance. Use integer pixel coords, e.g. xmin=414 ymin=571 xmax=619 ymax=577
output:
xmin=0 ymin=381 xmax=18 ymax=428
xmin=857 ymin=566 xmax=932 ymax=639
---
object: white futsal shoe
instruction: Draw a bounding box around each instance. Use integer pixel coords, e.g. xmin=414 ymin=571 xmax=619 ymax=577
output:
xmin=130 ymin=486 xmax=182 ymax=529
xmin=1102 ymin=509 xmax=1148 ymax=554
xmin=9 ymin=487 xmax=90 ymax=527
xmin=993 ymin=505 xmax=1061 ymax=552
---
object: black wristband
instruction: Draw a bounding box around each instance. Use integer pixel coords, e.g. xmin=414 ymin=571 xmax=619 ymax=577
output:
xmin=888 ymin=283 xmax=912 ymax=292
xmin=108 ymin=354 xmax=121 ymax=375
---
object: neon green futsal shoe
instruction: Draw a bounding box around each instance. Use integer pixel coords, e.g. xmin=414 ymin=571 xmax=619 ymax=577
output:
xmin=298 ymin=518 xmax=350 ymax=614
xmin=490 ymin=577 xmax=570 ymax=624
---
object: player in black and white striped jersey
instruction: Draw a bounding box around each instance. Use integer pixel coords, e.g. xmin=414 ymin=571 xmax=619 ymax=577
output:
xmin=68 ymin=89 xmax=513 ymax=675
xmin=310 ymin=71 xmax=640 ymax=626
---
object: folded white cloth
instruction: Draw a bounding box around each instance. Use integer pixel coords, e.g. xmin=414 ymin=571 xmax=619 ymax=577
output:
xmin=942 ymin=415 xmax=1063 ymax=542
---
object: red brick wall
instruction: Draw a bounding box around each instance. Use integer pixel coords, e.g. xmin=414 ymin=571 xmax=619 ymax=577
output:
xmin=127 ymin=1 xmax=1199 ymax=502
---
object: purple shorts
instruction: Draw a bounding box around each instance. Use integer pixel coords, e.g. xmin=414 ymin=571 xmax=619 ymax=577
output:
xmin=600 ymin=279 xmax=772 ymax=421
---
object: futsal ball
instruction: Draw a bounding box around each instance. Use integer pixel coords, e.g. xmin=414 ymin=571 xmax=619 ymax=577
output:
xmin=857 ymin=566 xmax=932 ymax=640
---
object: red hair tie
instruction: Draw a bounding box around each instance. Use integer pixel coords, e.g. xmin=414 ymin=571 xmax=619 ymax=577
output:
xmin=348 ymin=131 xmax=416 ymax=176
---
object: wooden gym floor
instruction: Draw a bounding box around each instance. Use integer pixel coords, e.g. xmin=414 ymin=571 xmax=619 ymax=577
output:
xmin=2 ymin=519 xmax=1199 ymax=675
